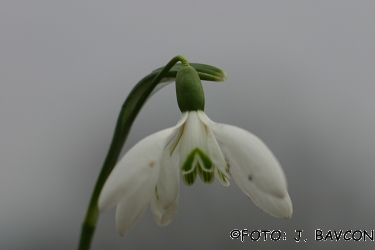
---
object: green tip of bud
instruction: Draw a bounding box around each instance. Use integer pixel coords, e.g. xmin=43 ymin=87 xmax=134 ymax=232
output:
xmin=175 ymin=65 xmax=205 ymax=112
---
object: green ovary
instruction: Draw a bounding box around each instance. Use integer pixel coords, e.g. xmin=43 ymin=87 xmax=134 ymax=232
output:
xmin=175 ymin=65 xmax=205 ymax=112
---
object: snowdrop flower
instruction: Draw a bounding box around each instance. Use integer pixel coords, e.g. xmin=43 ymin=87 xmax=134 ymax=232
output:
xmin=98 ymin=64 xmax=292 ymax=236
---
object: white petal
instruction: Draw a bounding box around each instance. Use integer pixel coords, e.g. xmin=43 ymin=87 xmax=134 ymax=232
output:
xmin=115 ymin=193 xmax=149 ymax=237
xmin=210 ymin=122 xmax=292 ymax=219
xmin=98 ymin=113 xmax=188 ymax=236
xmin=179 ymin=111 xmax=213 ymax=185
xmin=151 ymin=195 xmax=179 ymax=227
xmin=197 ymin=111 xmax=229 ymax=186
xmin=105 ymin=129 xmax=167 ymax=236
xmin=98 ymin=113 xmax=188 ymax=212
xmin=179 ymin=112 xmax=208 ymax=172
xmin=151 ymin=143 xmax=180 ymax=226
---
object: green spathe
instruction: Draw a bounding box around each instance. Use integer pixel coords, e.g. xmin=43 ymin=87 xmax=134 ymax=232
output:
xmin=176 ymin=65 xmax=205 ymax=112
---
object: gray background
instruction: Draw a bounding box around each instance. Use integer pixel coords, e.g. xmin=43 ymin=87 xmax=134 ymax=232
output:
xmin=1 ymin=1 xmax=375 ymax=249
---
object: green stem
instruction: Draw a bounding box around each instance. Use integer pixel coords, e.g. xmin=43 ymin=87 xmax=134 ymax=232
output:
xmin=78 ymin=55 xmax=188 ymax=250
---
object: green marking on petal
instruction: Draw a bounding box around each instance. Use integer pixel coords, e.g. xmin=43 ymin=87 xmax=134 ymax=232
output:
xmin=216 ymin=169 xmax=229 ymax=185
xmin=181 ymin=148 xmax=215 ymax=185
xmin=181 ymin=148 xmax=213 ymax=173
xmin=155 ymin=185 xmax=159 ymax=201
xmin=196 ymin=149 xmax=213 ymax=172
xmin=182 ymin=167 xmax=197 ymax=186
xmin=198 ymin=165 xmax=214 ymax=184
xmin=169 ymin=126 xmax=184 ymax=156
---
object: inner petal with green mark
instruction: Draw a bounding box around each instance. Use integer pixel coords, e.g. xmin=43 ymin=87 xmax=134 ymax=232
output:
xmin=181 ymin=147 xmax=214 ymax=185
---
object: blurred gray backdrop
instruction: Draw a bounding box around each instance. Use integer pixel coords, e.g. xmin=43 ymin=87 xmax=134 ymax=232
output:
xmin=1 ymin=1 xmax=375 ymax=249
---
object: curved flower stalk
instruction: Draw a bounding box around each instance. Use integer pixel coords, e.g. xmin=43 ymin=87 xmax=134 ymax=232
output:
xmin=98 ymin=62 xmax=292 ymax=237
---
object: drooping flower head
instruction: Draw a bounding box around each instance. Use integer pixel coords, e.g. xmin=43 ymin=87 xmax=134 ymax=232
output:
xmin=98 ymin=61 xmax=292 ymax=236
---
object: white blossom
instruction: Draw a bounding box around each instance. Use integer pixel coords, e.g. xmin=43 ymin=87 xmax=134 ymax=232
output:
xmin=98 ymin=111 xmax=292 ymax=236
